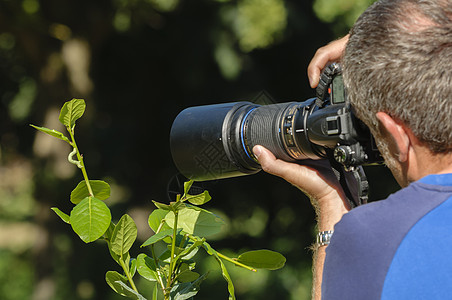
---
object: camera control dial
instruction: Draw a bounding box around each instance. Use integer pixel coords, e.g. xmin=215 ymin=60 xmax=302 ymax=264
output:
xmin=333 ymin=145 xmax=354 ymax=165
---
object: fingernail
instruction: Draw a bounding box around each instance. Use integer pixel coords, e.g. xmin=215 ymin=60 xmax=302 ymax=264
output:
xmin=253 ymin=145 xmax=262 ymax=158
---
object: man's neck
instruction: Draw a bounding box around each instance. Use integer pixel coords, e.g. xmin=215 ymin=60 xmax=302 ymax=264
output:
xmin=410 ymin=147 xmax=452 ymax=182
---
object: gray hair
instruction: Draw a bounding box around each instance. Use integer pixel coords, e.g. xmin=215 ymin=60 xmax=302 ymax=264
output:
xmin=343 ymin=0 xmax=452 ymax=153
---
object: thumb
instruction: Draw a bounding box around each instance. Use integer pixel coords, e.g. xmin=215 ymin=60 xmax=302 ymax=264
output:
xmin=253 ymin=145 xmax=275 ymax=171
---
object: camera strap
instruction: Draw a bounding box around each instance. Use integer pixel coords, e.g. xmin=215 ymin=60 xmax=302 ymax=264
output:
xmin=315 ymin=63 xmax=342 ymax=108
xmin=327 ymin=150 xmax=368 ymax=208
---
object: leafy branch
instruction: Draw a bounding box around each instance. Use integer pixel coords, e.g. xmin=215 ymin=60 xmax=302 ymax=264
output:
xmin=32 ymin=98 xmax=286 ymax=300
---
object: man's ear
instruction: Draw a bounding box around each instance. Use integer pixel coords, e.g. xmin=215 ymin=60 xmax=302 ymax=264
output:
xmin=376 ymin=112 xmax=411 ymax=162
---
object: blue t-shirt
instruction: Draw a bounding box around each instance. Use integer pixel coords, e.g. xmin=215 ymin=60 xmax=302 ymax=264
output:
xmin=321 ymin=173 xmax=452 ymax=299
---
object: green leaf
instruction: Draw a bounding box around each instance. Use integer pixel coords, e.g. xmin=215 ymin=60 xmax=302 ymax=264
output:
xmin=51 ymin=207 xmax=70 ymax=224
xmin=136 ymin=253 xmax=158 ymax=282
xmin=148 ymin=209 xmax=170 ymax=233
xmin=158 ymin=250 xmax=172 ymax=263
xmin=177 ymin=270 xmax=200 ymax=283
xmin=152 ymin=200 xmax=186 ymax=212
xmin=141 ymin=228 xmax=181 ymax=248
xmin=181 ymin=180 xmax=211 ymax=205
xmin=106 ymin=271 xmax=147 ymax=300
xmin=185 ymin=190 xmax=211 ymax=206
xmin=130 ymin=258 xmax=137 ymax=277
xmin=152 ymin=200 xmax=172 ymax=211
xmin=70 ymin=196 xmax=112 ymax=243
xmin=70 ymin=180 xmax=111 ymax=204
xmin=165 ymin=207 xmax=224 ymax=237
xmin=170 ymin=201 xmax=186 ymax=212
xmin=151 ymin=282 xmax=158 ymax=300
xmin=178 ymin=262 xmax=191 ymax=272
xmin=183 ymin=180 xmax=194 ymax=195
xmin=174 ymin=238 xmax=204 ymax=262
xmin=30 ymin=125 xmax=70 ymax=143
xmin=220 ymin=265 xmax=235 ymax=300
xmin=202 ymin=242 xmax=235 ymax=300
xmin=152 ymin=282 xmax=158 ymax=300
xmin=110 ymin=214 xmax=137 ymax=256
xmin=104 ymin=221 xmax=115 ymax=241
xmin=115 ymin=281 xmax=147 ymax=300
xmin=108 ymin=241 xmax=120 ymax=265
xmin=106 ymin=270 xmax=128 ymax=291
xmin=108 ymin=243 xmax=131 ymax=270
xmin=59 ymin=98 xmax=86 ymax=128
xmin=170 ymin=273 xmax=209 ymax=300
xmin=237 ymin=249 xmax=286 ymax=270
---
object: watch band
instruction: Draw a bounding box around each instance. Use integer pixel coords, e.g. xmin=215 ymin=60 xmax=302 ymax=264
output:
xmin=316 ymin=230 xmax=334 ymax=247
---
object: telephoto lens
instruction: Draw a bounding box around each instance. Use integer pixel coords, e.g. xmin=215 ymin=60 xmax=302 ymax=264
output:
xmin=170 ymin=100 xmax=318 ymax=181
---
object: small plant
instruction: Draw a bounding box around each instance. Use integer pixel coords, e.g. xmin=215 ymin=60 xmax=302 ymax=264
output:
xmin=31 ymin=98 xmax=286 ymax=300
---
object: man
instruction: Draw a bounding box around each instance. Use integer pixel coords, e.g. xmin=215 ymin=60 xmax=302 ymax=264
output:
xmin=253 ymin=0 xmax=452 ymax=299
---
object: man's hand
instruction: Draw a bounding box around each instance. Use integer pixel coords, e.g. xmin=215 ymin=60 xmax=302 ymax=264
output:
xmin=253 ymin=145 xmax=351 ymax=300
xmin=253 ymin=145 xmax=350 ymax=230
xmin=307 ymin=35 xmax=349 ymax=88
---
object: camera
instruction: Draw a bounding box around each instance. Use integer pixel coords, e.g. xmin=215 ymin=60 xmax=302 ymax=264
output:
xmin=170 ymin=64 xmax=382 ymax=182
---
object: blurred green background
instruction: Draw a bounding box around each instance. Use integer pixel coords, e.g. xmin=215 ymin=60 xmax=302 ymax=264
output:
xmin=0 ymin=0 xmax=398 ymax=299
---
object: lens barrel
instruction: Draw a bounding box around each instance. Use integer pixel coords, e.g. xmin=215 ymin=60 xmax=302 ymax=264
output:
xmin=170 ymin=101 xmax=319 ymax=181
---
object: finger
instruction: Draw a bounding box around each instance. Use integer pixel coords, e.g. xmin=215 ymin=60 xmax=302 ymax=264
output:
xmin=253 ymin=145 xmax=339 ymax=201
xmin=253 ymin=145 xmax=350 ymax=211
xmin=307 ymin=35 xmax=349 ymax=89
xmin=253 ymin=145 xmax=306 ymax=184
xmin=307 ymin=50 xmax=330 ymax=88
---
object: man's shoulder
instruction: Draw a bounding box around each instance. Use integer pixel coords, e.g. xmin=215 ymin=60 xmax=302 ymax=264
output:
xmin=322 ymin=174 xmax=452 ymax=300
xmin=381 ymin=191 xmax=452 ymax=299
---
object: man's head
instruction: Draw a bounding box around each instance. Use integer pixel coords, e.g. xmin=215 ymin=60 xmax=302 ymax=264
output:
xmin=343 ymin=0 xmax=452 ymax=151
xmin=342 ymin=0 xmax=452 ymax=182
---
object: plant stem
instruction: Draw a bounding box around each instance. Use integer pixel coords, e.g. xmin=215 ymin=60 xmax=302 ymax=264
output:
xmin=151 ymin=221 xmax=169 ymax=297
xmin=67 ymin=126 xmax=94 ymax=196
xmin=166 ymin=195 xmax=181 ymax=294
xmin=150 ymin=245 xmax=159 ymax=265
xmin=168 ymin=209 xmax=179 ymax=277
xmin=217 ymin=252 xmax=257 ymax=272
xmin=156 ymin=268 xmax=167 ymax=298
xmin=155 ymin=220 xmax=165 ymax=234
xmin=119 ymin=254 xmax=139 ymax=293
xmin=150 ymin=244 xmax=168 ymax=294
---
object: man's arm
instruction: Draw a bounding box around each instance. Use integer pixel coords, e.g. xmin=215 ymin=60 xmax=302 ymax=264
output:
xmin=253 ymin=36 xmax=350 ymax=298
xmin=253 ymin=146 xmax=350 ymax=299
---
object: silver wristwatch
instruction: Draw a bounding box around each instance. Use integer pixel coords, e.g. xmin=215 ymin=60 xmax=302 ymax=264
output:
xmin=316 ymin=230 xmax=334 ymax=247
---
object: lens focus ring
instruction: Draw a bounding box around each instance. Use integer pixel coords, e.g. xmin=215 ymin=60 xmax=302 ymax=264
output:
xmin=242 ymin=103 xmax=296 ymax=162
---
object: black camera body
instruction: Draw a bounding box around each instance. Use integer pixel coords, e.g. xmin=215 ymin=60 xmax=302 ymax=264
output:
xmin=170 ymin=63 xmax=382 ymax=182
